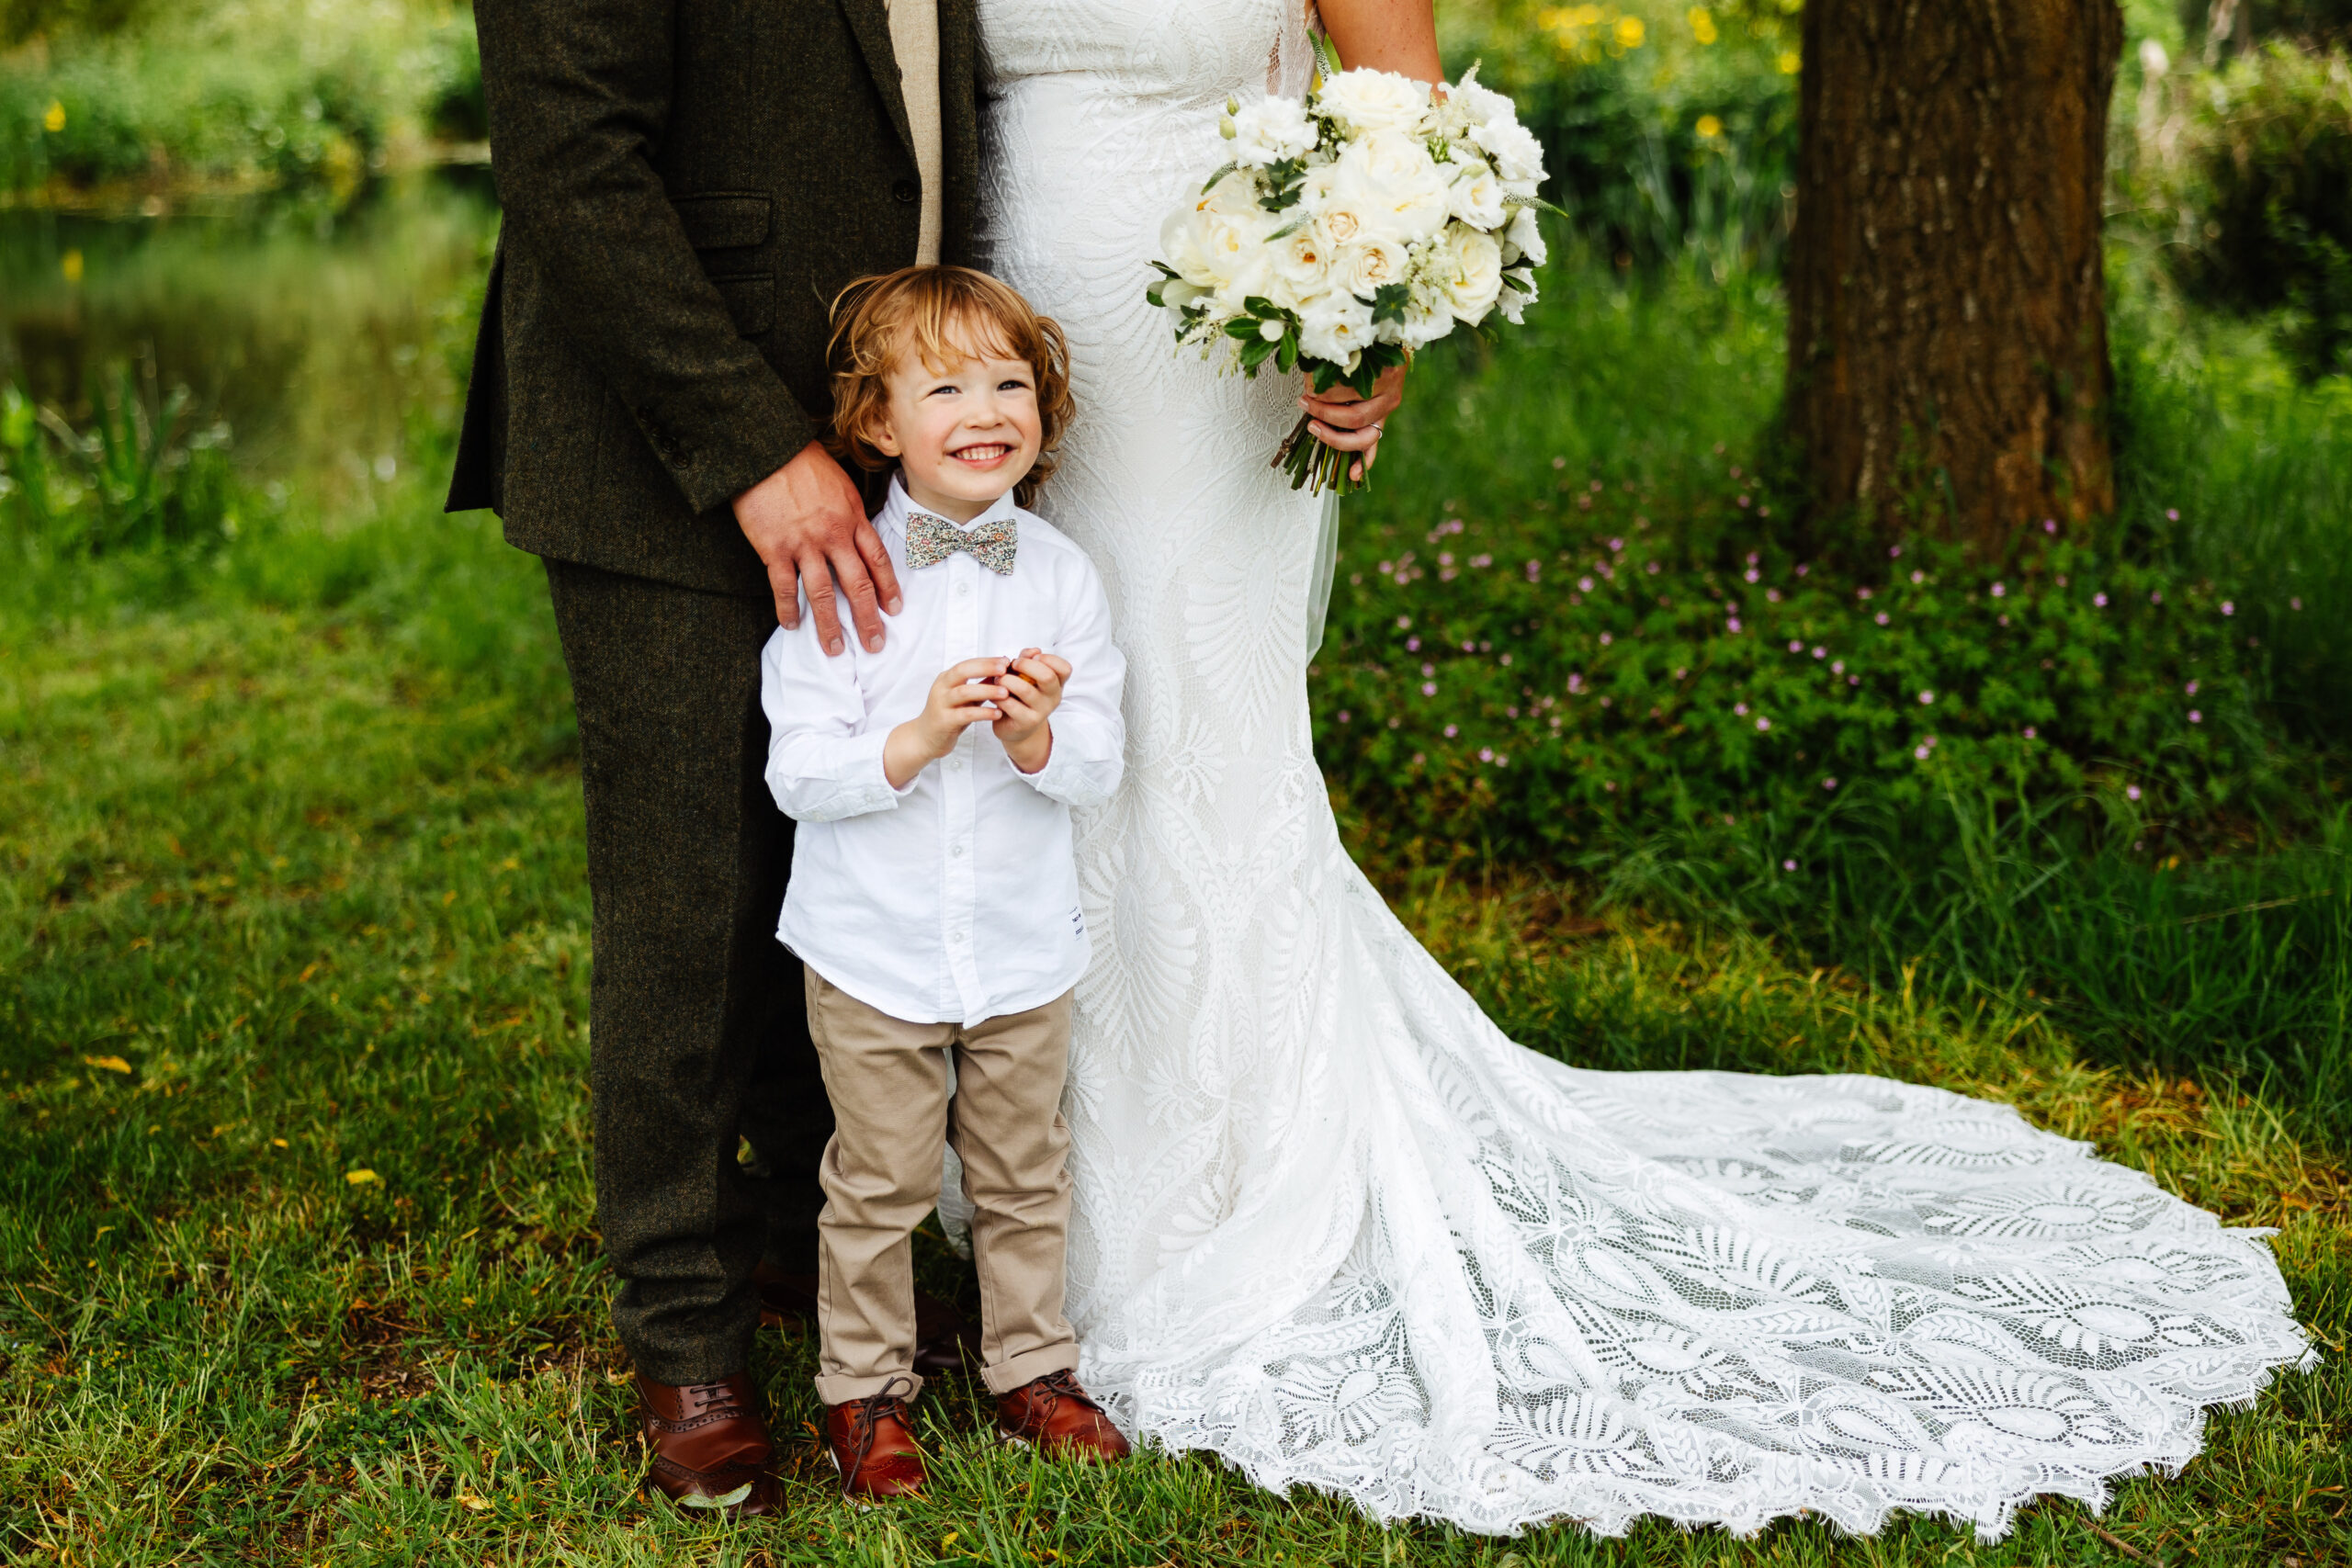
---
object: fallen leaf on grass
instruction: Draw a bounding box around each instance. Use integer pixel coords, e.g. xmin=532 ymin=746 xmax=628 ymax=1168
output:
xmin=84 ymin=1055 xmax=131 ymax=1075
xmin=345 ymin=1168 xmax=379 ymax=1185
xmin=456 ymin=1489 xmax=492 ymax=1513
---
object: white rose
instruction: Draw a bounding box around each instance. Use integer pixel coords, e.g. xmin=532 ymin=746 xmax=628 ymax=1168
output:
xmin=1159 ymin=206 xmax=1218 ymax=286
xmin=1471 ymin=114 xmax=1546 ymax=186
xmin=1447 ymin=158 xmax=1508 ymax=231
xmin=1396 ymin=284 xmax=1456 ymax=349
xmin=1435 ymin=225 xmax=1504 ymax=322
xmin=1495 ymin=267 xmax=1537 ymax=324
xmin=1316 ymin=68 xmax=1430 ymax=134
xmin=1505 ymin=203 xmax=1548 ymax=267
xmin=1227 ymin=94 xmax=1318 ymax=168
xmin=1333 ymin=130 xmax=1453 ymax=243
xmin=1334 ymin=236 xmax=1410 ymax=299
xmin=1296 ymin=289 xmax=1375 ymax=367
xmin=1173 ymin=178 xmax=1275 ymax=306
xmin=1301 ymin=164 xmax=1376 ymax=252
xmin=1448 ymin=65 xmax=1517 ymax=137
xmin=1271 ymin=222 xmax=1339 ymax=299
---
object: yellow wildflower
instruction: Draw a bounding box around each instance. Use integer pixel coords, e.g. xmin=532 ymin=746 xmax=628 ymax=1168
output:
xmin=43 ymin=100 xmax=65 ymax=133
xmin=1689 ymin=7 xmax=1719 ymax=44
xmin=1615 ymin=15 xmax=1645 ymax=48
xmin=1696 ymin=114 xmax=1724 ymax=140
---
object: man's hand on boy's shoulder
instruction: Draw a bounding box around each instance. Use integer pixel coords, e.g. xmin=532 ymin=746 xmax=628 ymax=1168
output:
xmin=734 ymin=444 xmax=904 ymax=656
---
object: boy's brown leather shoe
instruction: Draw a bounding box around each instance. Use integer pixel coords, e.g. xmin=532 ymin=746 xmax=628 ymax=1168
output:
xmin=634 ymin=1371 xmax=781 ymax=1517
xmin=995 ymin=1369 xmax=1131 ymax=1461
xmin=826 ymin=1380 xmax=926 ymax=1501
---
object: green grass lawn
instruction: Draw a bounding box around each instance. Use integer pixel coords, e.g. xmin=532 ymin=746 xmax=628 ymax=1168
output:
xmin=0 ymin=515 xmax=2344 ymax=1564
xmin=6 ymin=250 xmax=2351 ymax=1562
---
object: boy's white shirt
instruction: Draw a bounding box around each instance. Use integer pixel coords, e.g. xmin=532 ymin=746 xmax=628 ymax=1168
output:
xmin=762 ymin=475 xmax=1127 ymax=1025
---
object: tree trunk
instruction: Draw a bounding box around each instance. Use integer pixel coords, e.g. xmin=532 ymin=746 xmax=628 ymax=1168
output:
xmin=1785 ymin=0 xmax=2125 ymax=554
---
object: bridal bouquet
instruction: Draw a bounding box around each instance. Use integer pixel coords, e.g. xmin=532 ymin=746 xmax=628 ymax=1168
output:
xmin=1146 ymin=58 xmax=1552 ymax=494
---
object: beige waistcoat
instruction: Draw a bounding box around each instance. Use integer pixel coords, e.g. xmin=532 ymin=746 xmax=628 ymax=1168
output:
xmin=885 ymin=0 xmax=944 ymax=265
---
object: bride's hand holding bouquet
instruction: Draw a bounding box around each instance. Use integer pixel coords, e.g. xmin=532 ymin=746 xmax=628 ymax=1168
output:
xmin=1147 ymin=51 xmax=1553 ymax=494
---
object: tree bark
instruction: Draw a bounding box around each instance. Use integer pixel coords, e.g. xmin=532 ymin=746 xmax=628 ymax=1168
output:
xmin=1785 ymin=0 xmax=2125 ymax=554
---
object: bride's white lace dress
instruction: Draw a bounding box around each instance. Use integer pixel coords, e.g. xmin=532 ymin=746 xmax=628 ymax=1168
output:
xmin=972 ymin=0 xmax=2312 ymax=1538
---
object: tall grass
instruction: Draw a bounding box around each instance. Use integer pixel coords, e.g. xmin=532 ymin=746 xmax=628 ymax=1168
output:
xmin=2111 ymin=265 xmax=2352 ymax=739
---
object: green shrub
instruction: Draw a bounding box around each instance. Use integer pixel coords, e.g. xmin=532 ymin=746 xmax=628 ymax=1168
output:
xmin=2149 ymin=43 xmax=2352 ymax=379
xmin=1316 ymin=503 xmax=2274 ymax=865
xmin=1310 ymin=246 xmax=2308 ymax=877
xmin=1442 ymin=0 xmax=1800 ymax=272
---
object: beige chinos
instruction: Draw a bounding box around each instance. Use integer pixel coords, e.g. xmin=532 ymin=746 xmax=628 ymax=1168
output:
xmin=804 ymin=965 xmax=1080 ymax=1403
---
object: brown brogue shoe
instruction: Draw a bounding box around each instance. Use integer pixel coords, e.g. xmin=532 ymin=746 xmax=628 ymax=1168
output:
xmin=995 ymin=1369 xmax=1131 ymax=1461
xmin=826 ymin=1378 xmax=925 ymax=1501
xmin=634 ymin=1371 xmax=781 ymax=1517
xmin=753 ymin=1263 xmax=981 ymax=1376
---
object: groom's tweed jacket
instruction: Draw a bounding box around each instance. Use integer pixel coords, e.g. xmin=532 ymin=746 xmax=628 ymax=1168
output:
xmin=449 ymin=0 xmax=984 ymax=596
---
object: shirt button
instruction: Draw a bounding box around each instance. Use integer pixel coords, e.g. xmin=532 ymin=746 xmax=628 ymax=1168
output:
xmin=951 ymin=930 xmax=967 ymax=944
xmin=956 ymin=582 xmax=970 ymax=597
xmin=951 ymin=844 xmax=965 ymax=857
xmin=893 ymin=178 xmax=917 ymax=204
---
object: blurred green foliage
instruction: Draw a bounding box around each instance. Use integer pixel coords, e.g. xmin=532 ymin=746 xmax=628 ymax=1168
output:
xmin=0 ymin=367 xmax=236 ymax=555
xmin=0 ymin=0 xmax=147 ymax=48
xmin=2140 ymin=46 xmax=2352 ymax=379
xmin=0 ymin=1 xmax=480 ymax=199
xmin=1441 ymin=0 xmax=1800 ymax=275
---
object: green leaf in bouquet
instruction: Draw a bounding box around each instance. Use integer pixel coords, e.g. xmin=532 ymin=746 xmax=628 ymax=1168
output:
xmin=1148 ymin=260 xmax=1181 ymax=279
xmin=1224 ymin=317 xmax=1265 ymax=340
xmin=1259 ymin=156 xmax=1309 ymax=213
xmin=1265 ymin=217 xmax=1308 ymax=242
xmin=1200 ymin=162 xmax=1238 ymax=195
xmin=1239 ymin=335 xmax=1279 ymax=371
xmin=1369 ymin=283 xmax=1412 ymax=326
xmin=1501 ymin=271 xmax=1532 ymax=293
xmin=1313 ymin=29 xmax=1343 ymax=83
xmin=1276 ymin=333 xmax=1299 ymax=374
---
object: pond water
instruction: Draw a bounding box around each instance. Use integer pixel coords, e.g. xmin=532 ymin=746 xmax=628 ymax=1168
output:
xmin=0 ymin=174 xmax=500 ymax=509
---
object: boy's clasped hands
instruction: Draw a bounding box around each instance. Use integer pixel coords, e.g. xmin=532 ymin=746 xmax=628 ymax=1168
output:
xmin=884 ymin=649 xmax=1073 ymax=788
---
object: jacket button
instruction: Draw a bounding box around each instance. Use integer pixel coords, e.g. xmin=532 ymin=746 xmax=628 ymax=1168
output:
xmin=893 ymin=179 xmax=917 ymax=204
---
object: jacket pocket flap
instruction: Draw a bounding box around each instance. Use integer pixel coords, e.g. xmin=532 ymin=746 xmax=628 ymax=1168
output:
xmin=673 ymin=193 xmax=771 ymax=251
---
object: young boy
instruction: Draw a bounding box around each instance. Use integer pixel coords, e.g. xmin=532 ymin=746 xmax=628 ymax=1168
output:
xmin=761 ymin=265 xmax=1131 ymax=1500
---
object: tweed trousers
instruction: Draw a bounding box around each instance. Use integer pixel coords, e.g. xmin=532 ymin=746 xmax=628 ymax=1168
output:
xmin=544 ymin=558 xmax=833 ymax=1385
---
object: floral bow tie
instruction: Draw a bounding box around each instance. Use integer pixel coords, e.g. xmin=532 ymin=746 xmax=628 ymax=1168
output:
xmin=905 ymin=510 xmax=1018 ymax=575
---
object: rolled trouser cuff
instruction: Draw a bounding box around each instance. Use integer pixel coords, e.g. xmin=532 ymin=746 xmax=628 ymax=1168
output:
xmin=816 ymin=1368 xmax=927 ymax=1406
xmin=981 ymin=1340 xmax=1082 ymax=1396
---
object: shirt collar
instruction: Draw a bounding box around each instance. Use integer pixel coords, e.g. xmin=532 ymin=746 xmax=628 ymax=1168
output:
xmin=885 ymin=473 xmax=1021 ymax=537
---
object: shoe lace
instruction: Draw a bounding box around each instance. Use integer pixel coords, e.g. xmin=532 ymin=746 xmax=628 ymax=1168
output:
xmin=1033 ymin=1369 xmax=1100 ymax=1410
xmin=678 ymin=1378 xmax=752 ymax=1423
xmin=842 ymin=1374 xmax=916 ymax=1495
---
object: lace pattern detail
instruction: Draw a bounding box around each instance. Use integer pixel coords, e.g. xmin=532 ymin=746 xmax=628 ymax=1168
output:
xmin=971 ymin=0 xmax=2312 ymax=1536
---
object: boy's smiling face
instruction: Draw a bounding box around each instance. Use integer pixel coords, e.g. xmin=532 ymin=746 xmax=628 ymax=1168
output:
xmin=872 ymin=322 xmax=1044 ymax=525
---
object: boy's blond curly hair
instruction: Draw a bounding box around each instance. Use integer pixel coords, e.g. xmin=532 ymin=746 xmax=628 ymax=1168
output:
xmin=824 ymin=265 xmax=1075 ymax=511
